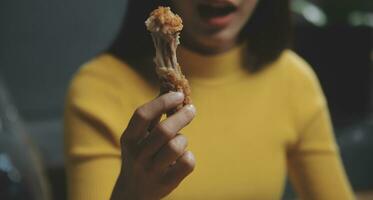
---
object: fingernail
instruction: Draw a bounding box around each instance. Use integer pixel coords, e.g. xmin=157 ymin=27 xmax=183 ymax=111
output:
xmin=186 ymin=104 xmax=196 ymax=115
xmin=171 ymin=92 xmax=184 ymax=100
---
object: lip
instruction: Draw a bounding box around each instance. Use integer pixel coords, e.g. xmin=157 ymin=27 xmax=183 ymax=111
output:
xmin=202 ymin=12 xmax=236 ymax=28
xmin=202 ymin=0 xmax=238 ymax=7
xmin=197 ymin=0 xmax=239 ymax=28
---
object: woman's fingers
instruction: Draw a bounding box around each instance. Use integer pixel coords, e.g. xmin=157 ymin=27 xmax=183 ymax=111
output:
xmin=123 ymin=92 xmax=185 ymax=144
xmin=151 ymin=134 xmax=188 ymax=172
xmin=138 ymin=104 xmax=196 ymax=161
xmin=161 ymin=151 xmax=196 ymax=186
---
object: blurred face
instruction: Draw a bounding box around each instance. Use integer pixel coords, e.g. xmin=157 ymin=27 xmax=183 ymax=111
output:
xmin=172 ymin=0 xmax=258 ymax=54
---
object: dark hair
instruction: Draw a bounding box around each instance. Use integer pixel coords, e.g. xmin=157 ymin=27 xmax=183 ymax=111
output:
xmin=109 ymin=0 xmax=291 ymax=72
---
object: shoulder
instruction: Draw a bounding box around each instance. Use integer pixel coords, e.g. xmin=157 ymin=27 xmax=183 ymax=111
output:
xmin=66 ymin=54 xmax=155 ymax=117
xmin=274 ymin=50 xmax=324 ymax=98
xmin=72 ymin=54 xmax=148 ymax=91
xmin=68 ymin=54 xmax=154 ymax=101
xmin=276 ymin=50 xmax=327 ymax=131
xmin=64 ymin=54 xmax=151 ymax=143
xmin=261 ymin=50 xmax=321 ymax=93
xmin=277 ymin=50 xmax=319 ymax=84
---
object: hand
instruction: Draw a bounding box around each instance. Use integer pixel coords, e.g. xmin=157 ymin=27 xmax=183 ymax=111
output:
xmin=111 ymin=92 xmax=196 ymax=200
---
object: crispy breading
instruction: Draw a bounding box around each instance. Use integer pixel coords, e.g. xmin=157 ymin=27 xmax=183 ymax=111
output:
xmin=146 ymin=6 xmax=192 ymax=110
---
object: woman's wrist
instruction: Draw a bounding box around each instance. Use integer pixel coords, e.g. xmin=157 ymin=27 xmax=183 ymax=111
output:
xmin=110 ymin=173 xmax=132 ymax=200
xmin=111 ymin=172 xmax=157 ymax=200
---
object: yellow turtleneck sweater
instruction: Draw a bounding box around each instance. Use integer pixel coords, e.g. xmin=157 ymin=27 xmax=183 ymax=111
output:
xmin=64 ymin=45 xmax=354 ymax=200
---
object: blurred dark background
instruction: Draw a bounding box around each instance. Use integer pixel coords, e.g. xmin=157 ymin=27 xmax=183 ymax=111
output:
xmin=0 ymin=0 xmax=372 ymax=199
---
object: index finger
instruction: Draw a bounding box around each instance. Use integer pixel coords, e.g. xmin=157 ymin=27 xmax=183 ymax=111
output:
xmin=124 ymin=92 xmax=184 ymax=142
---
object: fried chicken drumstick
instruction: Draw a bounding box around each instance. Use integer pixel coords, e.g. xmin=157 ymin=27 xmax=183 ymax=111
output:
xmin=145 ymin=6 xmax=192 ymax=110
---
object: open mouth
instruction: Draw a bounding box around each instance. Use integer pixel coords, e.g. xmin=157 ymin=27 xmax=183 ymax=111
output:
xmin=197 ymin=1 xmax=238 ymax=19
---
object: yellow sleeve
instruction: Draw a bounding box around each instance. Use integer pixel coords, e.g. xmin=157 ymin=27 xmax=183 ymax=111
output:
xmin=64 ymin=64 xmax=126 ymax=200
xmin=287 ymin=107 xmax=355 ymax=200
xmin=286 ymin=51 xmax=354 ymax=199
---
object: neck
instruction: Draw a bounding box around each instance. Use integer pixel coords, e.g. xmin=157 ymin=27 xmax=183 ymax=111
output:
xmin=178 ymin=41 xmax=248 ymax=81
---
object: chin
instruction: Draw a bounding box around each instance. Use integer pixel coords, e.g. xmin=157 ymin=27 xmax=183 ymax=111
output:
xmin=200 ymin=31 xmax=239 ymax=51
xmin=182 ymin=26 xmax=240 ymax=54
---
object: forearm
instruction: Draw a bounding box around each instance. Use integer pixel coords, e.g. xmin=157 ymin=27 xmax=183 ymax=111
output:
xmin=288 ymin=152 xmax=354 ymax=200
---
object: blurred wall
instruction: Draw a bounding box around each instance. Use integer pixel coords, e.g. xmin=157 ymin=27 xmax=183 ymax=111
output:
xmin=0 ymin=0 xmax=127 ymax=167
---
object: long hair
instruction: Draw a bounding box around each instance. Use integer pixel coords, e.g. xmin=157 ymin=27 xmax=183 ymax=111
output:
xmin=109 ymin=0 xmax=291 ymax=72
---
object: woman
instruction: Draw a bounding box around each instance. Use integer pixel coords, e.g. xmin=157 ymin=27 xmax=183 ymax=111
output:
xmin=64 ymin=0 xmax=354 ymax=199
